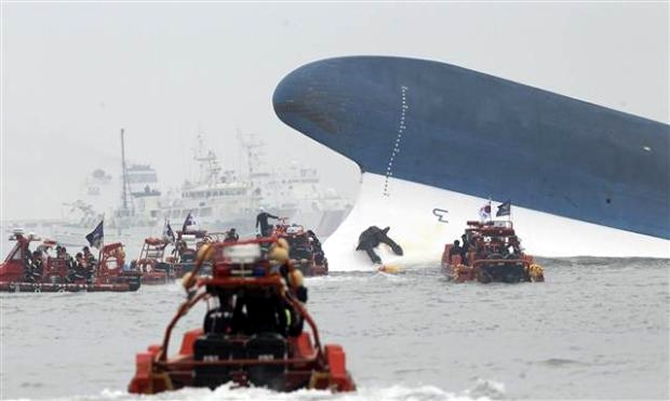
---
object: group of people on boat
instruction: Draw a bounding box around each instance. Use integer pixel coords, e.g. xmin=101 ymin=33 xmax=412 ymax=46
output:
xmin=449 ymin=229 xmax=522 ymax=265
xmin=255 ymin=209 xmax=326 ymax=266
xmin=23 ymin=244 xmax=98 ymax=284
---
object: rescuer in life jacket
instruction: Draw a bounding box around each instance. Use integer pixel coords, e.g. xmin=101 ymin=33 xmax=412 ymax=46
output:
xmin=448 ymin=240 xmax=464 ymax=264
xmin=72 ymin=252 xmax=88 ymax=282
xmin=82 ymin=246 xmax=97 ymax=265
xmin=25 ymin=250 xmax=44 ymax=282
xmin=356 ymin=226 xmax=403 ymax=264
xmin=269 ymin=239 xmax=308 ymax=336
xmin=82 ymin=246 xmax=97 ymax=281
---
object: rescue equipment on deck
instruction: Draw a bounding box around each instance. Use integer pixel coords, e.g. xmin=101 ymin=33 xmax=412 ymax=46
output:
xmin=128 ymin=237 xmax=356 ymax=395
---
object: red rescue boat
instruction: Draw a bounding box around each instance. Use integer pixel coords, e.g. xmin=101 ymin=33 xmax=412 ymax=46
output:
xmin=0 ymin=229 xmax=140 ymax=292
xmin=171 ymin=229 xmax=212 ymax=279
xmin=131 ymin=237 xmax=176 ymax=285
xmin=272 ymin=219 xmax=328 ymax=276
xmin=128 ymin=237 xmax=355 ymax=394
xmin=442 ymin=220 xmax=545 ymax=283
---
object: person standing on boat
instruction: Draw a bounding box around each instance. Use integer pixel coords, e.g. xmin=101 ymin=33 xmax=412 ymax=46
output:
xmin=449 ymin=240 xmax=464 ymax=264
xmin=460 ymin=234 xmax=470 ymax=265
xmin=256 ymin=207 xmax=279 ymax=237
xmin=306 ymin=230 xmax=325 ymax=264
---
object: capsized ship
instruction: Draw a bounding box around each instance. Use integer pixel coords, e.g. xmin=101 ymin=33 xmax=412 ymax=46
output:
xmin=273 ymin=56 xmax=669 ymax=266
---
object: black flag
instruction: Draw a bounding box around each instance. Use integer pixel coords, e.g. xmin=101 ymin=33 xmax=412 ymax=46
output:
xmin=163 ymin=220 xmax=176 ymax=244
xmin=85 ymin=220 xmax=104 ymax=249
xmin=182 ymin=212 xmax=196 ymax=232
xmin=496 ymin=200 xmax=511 ymax=217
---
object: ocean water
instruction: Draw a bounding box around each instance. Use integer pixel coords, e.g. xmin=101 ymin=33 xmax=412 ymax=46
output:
xmin=1 ymin=257 xmax=668 ymax=401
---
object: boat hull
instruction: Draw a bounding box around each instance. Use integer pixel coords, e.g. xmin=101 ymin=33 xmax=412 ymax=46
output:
xmin=0 ymin=280 xmax=140 ymax=292
xmin=321 ymin=173 xmax=669 ymax=271
xmin=273 ymin=56 xmax=670 ymax=256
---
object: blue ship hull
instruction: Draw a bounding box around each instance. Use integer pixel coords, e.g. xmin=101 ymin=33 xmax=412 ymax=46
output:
xmin=273 ymin=56 xmax=669 ymax=240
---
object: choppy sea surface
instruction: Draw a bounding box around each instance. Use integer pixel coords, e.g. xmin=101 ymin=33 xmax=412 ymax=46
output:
xmin=1 ymin=256 xmax=668 ymax=400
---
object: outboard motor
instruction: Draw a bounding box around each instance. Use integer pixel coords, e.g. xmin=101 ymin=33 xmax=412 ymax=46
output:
xmin=193 ymin=334 xmax=245 ymax=389
xmin=246 ymin=332 xmax=287 ymax=390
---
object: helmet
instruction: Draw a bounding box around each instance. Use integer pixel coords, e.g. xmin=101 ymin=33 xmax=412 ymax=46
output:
xmin=259 ymin=206 xmax=265 ymax=212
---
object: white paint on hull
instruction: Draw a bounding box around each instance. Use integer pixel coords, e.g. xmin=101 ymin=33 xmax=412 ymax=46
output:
xmin=324 ymin=173 xmax=669 ymax=272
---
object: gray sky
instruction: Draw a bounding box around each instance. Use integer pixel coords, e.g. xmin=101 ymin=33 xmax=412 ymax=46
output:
xmin=2 ymin=2 xmax=668 ymax=220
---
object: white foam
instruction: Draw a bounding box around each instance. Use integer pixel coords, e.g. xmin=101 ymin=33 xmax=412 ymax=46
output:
xmin=47 ymin=384 xmax=488 ymax=401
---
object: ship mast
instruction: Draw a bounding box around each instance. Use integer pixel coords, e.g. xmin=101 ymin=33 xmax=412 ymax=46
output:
xmin=237 ymin=131 xmax=265 ymax=177
xmin=193 ymin=131 xmax=221 ymax=187
xmin=120 ymin=128 xmax=133 ymax=215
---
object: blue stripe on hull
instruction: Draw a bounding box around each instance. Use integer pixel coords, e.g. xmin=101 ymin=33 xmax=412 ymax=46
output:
xmin=273 ymin=56 xmax=670 ymax=240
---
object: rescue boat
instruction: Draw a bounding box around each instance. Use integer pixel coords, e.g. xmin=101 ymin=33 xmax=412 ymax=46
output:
xmin=0 ymin=229 xmax=141 ymax=292
xmin=128 ymin=237 xmax=355 ymax=394
xmin=131 ymin=237 xmax=176 ymax=285
xmin=171 ymin=229 xmax=212 ymax=278
xmin=272 ymin=220 xmax=328 ymax=276
xmin=441 ymin=220 xmax=545 ymax=283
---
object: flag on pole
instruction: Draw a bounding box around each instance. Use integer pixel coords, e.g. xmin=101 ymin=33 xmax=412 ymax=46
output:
xmin=163 ymin=220 xmax=176 ymax=244
xmin=182 ymin=212 xmax=196 ymax=232
xmin=479 ymin=203 xmax=491 ymax=221
xmin=85 ymin=220 xmax=104 ymax=249
xmin=496 ymin=200 xmax=512 ymax=217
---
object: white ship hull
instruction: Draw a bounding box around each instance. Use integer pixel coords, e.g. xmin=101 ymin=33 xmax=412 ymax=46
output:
xmin=324 ymin=174 xmax=670 ymax=272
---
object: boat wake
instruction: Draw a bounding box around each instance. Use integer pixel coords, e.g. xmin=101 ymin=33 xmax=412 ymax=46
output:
xmin=39 ymin=382 xmax=504 ymax=401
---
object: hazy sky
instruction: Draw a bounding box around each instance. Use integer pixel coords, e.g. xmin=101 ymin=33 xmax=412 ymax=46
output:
xmin=2 ymin=2 xmax=668 ymax=221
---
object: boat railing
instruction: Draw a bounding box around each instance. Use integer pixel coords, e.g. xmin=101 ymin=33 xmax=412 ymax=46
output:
xmin=158 ymin=238 xmax=323 ymax=364
xmin=472 ymin=257 xmax=530 ymax=267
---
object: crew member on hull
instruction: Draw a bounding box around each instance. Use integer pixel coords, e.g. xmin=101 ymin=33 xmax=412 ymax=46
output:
xmin=356 ymin=226 xmax=403 ymax=264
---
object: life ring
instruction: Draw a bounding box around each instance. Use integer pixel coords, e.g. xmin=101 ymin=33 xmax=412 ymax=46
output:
xmin=137 ymin=259 xmax=156 ymax=273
